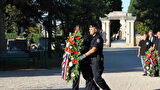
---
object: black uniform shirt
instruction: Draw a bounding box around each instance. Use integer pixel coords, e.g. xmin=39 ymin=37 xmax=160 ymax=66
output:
xmin=138 ymin=40 xmax=151 ymax=55
xmin=154 ymin=38 xmax=160 ymax=56
xmin=90 ymin=33 xmax=103 ymax=57
xmin=148 ymin=36 xmax=156 ymax=46
xmin=81 ymin=35 xmax=92 ymax=54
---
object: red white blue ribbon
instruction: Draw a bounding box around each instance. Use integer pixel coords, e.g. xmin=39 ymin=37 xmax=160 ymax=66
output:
xmin=62 ymin=53 xmax=70 ymax=80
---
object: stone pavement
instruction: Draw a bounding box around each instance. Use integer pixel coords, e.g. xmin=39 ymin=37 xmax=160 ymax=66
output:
xmin=0 ymin=48 xmax=160 ymax=90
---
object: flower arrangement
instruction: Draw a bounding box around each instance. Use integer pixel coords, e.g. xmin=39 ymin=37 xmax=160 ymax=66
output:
xmin=144 ymin=47 xmax=159 ymax=76
xmin=61 ymin=26 xmax=83 ymax=81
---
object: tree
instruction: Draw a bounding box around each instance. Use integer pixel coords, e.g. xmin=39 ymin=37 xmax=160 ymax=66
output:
xmin=0 ymin=0 xmax=7 ymax=54
xmin=128 ymin=0 xmax=137 ymax=15
xmin=108 ymin=0 xmax=122 ymax=36
xmin=4 ymin=4 xmax=21 ymax=33
xmin=128 ymin=0 xmax=160 ymax=34
xmin=0 ymin=0 xmax=43 ymax=54
xmin=4 ymin=0 xmax=43 ymax=33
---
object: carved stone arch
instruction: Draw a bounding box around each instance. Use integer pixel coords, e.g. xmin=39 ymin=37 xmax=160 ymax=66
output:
xmin=100 ymin=11 xmax=136 ymax=47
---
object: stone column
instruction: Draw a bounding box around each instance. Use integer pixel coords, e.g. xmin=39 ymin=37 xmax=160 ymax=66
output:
xmin=130 ymin=20 xmax=135 ymax=46
xmin=101 ymin=21 xmax=106 ymax=44
xmin=126 ymin=20 xmax=135 ymax=46
xmin=120 ymin=19 xmax=126 ymax=40
xmin=126 ymin=20 xmax=130 ymax=45
xmin=105 ymin=20 xmax=110 ymax=47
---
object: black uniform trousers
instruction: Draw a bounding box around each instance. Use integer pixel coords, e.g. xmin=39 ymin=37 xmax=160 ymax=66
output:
xmin=72 ymin=57 xmax=99 ymax=90
xmin=90 ymin=55 xmax=110 ymax=90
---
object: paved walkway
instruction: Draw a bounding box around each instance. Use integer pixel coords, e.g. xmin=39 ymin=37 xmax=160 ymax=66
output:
xmin=0 ymin=48 xmax=160 ymax=90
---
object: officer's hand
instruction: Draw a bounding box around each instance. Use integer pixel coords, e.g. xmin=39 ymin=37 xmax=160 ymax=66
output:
xmin=79 ymin=54 xmax=86 ymax=61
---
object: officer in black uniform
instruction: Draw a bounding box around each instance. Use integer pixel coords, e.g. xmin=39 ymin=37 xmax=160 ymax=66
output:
xmin=153 ymin=31 xmax=160 ymax=77
xmin=79 ymin=24 xmax=110 ymax=90
xmin=73 ymin=35 xmax=99 ymax=90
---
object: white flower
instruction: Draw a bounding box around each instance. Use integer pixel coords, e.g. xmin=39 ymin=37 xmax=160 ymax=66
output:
xmin=146 ymin=66 xmax=149 ymax=70
xmin=70 ymin=46 xmax=72 ymax=49
xmin=71 ymin=57 xmax=74 ymax=60
xmin=66 ymin=42 xmax=70 ymax=47
xmin=71 ymin=73 xmax=75 ymax=77
xmin=69 ymin=62 xmax=73 ymax=67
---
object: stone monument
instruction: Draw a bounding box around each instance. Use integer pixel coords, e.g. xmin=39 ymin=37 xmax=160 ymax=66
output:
xmin=100 ymin=11 xmax=136 ymax=47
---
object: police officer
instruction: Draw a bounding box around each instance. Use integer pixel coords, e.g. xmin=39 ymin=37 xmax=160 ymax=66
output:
xmin=79 ymin=24 xmax=110 ymax=90
xmin=73 ymin=35 xmax=99 ymax=90
xmin=153 ymin=31 xmax=160 ymax=77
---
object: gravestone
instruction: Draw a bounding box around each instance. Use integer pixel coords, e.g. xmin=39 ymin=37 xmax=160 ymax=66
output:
xmin=8 ymin=39 xmax=28 ymax=52
xmin=39 ymin=37 xmax=48 ymax=51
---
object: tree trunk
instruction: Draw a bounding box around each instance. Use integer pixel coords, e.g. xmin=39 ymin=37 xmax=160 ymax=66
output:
xmin=47 ymin=12 xmax=53 ymax=58
xmin=0 ymin=7 xmax=6 ymax=54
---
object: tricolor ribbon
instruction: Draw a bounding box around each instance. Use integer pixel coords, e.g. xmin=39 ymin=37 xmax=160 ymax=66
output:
xmin=62 ymin=53 xmax=70 ymax=80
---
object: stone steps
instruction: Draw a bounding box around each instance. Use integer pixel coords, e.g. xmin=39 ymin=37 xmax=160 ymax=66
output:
xmin=111 ymin=43 xmax=126 ymax=48
xmin=110 ymin=40 xmax=126 ymax=48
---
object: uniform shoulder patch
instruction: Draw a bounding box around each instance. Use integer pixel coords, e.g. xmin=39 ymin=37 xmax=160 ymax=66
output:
xmin=97 ymin=39 xmax=100 ymax=43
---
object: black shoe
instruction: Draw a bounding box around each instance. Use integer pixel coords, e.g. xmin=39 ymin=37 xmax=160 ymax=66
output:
xmin=154 ymin=75 xmax=159 ymax=77
xmin=142 ymin=74 xmax=147 ymax=76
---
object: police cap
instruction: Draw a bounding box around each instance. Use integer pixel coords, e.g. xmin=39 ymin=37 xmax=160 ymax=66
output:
xmin=89 ymin=24 xmax=98 ymax=29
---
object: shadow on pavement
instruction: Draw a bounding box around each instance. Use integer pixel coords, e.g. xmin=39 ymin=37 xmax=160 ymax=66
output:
xmin=0 ymin=68 xmax=61 ymax=77
xmin=33 ymin=88 xmax=85 ymax=90
xmin=103 ymin=48 xmax=143 ymax=73
xmin=0 ymin=48 xmax=142 ymax=77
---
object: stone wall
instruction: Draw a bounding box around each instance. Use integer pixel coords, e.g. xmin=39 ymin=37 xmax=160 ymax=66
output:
xmin=135 ymin=34 xmax=142 ymax=46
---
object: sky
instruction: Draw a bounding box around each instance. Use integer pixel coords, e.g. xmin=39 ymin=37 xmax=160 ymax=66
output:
xmin=122 ymin=0 xmax=131 ymax=12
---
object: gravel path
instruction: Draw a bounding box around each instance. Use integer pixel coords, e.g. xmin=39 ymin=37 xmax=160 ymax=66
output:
xmin=0 ymin=48 xmax=160 ymax=90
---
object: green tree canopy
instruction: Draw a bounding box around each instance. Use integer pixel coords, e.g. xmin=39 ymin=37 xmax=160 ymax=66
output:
xmin=128 ymin=0 xmax=137 ymax=15
xmin=128 ymin=0 xmax=160 ymax=34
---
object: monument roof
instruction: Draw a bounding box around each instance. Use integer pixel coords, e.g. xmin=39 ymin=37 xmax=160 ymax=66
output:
xmin=100 ymin=11 xmax=136 ymax=21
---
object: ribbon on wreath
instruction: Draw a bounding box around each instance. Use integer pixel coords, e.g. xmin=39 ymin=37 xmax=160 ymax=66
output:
xmin=61 ymin=53 xmax=70 ymax=80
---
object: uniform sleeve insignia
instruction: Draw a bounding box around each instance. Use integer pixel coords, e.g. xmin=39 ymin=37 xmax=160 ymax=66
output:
xmin=97 ymin=39 xmax=100 ymax=43
xmin=146 ymin=42 xmax=149 ymax=45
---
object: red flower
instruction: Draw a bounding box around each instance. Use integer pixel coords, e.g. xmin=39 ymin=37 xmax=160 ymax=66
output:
xmin=64 ymin=47 xmax=68 ymax=51
xmin=155 ymin=53 xmax=158 ymax=55
xmin=146 ymin=61 xmax=150 ymax=64
xmin=72 ymin=59 xmax=78 ymax=64
xmin=74 ymin=50 xmax=79 ymax=55
xmin=150 ymin=48 xmax=154 ymax=51
xmin=70 ymin=40 xmax=75 ymax=45
xmin=146 ymin=53 xmax=151 ymax=57
xmin=151 ymin=56 xmax=155 ymax=59
xmin=68 ymin=37 xmax=73 ymax=41
xmin=74 ymin=28 xmax=79 ymax=33
xmin=67 ymin=49 xmax=72 ymax=54
xmin=153 ymin=60 xmax=157 ymax=63
xmin=75 ymin=36 xmax=81 ymax=39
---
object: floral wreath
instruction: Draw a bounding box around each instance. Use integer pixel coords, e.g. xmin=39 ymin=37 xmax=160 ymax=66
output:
xmin=144 ymin=48 xmax=160 ymax=76
xmin=61 ymin=26 xmax=83 ymax=81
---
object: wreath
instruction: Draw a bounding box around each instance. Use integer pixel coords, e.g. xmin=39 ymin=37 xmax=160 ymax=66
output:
xmin=144 ymin=48 xmax=159 ymax=76
xmin=61 ymin=26 xmax=83 ymax=81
